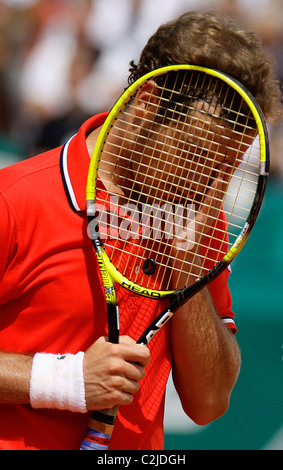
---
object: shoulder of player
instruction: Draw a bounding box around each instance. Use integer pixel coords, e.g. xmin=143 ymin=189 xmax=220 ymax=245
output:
xmin=0 ymin=146 xmax=63 ymax=193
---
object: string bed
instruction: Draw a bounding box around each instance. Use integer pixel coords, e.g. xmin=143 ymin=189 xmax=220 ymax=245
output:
xmin=95 ymin=70 xmax=260 ymax=291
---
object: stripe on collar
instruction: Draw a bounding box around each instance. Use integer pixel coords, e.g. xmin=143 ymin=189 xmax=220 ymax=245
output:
xmin=60 ymin=135 xmax=80 ymax=213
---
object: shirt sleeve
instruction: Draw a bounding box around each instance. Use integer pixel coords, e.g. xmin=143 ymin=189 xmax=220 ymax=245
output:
xmin=202 ymin=210 xmax=237 ymax=334
xmin=0 ymin=191 xmax=18 ymax=302
xmin=208 ymin=266 xmax=236 ymax=333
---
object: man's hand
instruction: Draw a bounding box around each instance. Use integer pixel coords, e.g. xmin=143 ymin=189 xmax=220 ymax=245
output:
xmin=83 ymin=336 xmax=150 ymax=410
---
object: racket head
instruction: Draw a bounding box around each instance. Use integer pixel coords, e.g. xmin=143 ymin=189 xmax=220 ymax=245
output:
xmin=87 ymin=64 xmax=269 ymax=298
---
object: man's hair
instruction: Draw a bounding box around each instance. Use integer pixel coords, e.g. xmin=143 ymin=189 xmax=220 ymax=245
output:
xmin=128 ymin=11 xmax=282 ymax=123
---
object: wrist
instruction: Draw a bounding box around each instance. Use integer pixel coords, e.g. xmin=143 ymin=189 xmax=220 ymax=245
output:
xmin=29 ymin=352 xmax=87 ymax=413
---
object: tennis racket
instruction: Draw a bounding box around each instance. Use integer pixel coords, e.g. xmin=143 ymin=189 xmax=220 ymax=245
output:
xmin=79 ymin=64 xmax=269 ymax=450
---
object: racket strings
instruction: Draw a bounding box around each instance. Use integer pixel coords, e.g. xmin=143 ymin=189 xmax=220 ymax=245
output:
xmin=98 ymin=155 xmax=259 ymax=210
xmin=125 ymin=83 xmax=170 ymax=283
xmin=97 ymin=186 xmax=258 ymax=291
xmin=99 ymin=119 xmax=260 ymax=188
xmin=102 ymin=232 xmax=226 ymax=290
xmin=95 ymin=70 xmax=261 ymax=290
xmin=98 ymin=139 xmax=259 ymax=222
xmin=136 ymin=73 xmax=198 ymax=287
xmin=97 ymin=157 xmax=259 ymax=287
xmin=98 ymin=140 xmax=259 ymax=206
xmin=167 ymin=96 xmax=221 ymax=284
xmin=106 ymin=111 xmax=255 ymax=159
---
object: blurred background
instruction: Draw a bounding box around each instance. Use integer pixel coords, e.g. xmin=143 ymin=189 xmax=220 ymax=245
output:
xmin=0 ymin=0 xmax=282 ymax=450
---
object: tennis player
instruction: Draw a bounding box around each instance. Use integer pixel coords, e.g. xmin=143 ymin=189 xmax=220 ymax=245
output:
xmin=0 ymin=11 xmax=281 ymax=450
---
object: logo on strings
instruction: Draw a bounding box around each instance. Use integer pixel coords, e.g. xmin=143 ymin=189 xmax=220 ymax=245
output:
xmin=88 ymin=196 xmax=196 ymax=251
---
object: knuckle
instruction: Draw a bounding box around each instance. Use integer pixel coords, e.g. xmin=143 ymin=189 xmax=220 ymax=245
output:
xmin=105 ymin=391 xmax=119 ymax=408
xmin=132 ymin=381 xmax=140 ymax=394
xmin=113 ymin=375 xmax=124 ymax=389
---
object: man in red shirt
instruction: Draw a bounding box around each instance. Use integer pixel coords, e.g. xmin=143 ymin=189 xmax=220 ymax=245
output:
xmin=0 ymin=12 xmax=281 ymax=450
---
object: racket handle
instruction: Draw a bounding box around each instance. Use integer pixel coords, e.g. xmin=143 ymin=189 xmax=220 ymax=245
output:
xmin=80 ymin=405 xmax=118 ymax=450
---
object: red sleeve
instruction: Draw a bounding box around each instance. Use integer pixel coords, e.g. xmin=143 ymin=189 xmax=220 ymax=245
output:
xmin=0 ymin=191 xmax=19 ymax=302
xmin=209 ymin=266 xmax=236 ymax=334
xmin=202 ymin=210 xmax=237 ymax=334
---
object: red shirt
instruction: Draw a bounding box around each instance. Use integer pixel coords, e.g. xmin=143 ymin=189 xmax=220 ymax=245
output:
xmin=0 ymin=114 xmax=236 ymax=450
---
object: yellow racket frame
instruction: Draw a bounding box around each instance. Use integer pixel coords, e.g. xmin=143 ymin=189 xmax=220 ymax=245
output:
xmin=86 ymin=64 xmax=269 ymax=299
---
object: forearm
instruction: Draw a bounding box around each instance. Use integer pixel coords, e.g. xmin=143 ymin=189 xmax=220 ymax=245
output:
xmin=0 ymin=350 xmax=88 ymax=411
xmin=0 ymin=350 xmax=89 ymax=412
xmin=0 ymin=352 xmax=33 ymax=404
xmin=0 ymin=337 xmax=150 ymax=410
xmin=171 ymin=287 xmax=241 ymax=425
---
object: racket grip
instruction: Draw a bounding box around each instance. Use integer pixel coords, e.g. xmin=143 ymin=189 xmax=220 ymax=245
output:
xmin=80 ymin=405 xmax=118 ymax=450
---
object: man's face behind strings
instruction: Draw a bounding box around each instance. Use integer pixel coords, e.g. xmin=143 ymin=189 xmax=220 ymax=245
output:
xmin=125 ymin=97 xmax=256 ymax=207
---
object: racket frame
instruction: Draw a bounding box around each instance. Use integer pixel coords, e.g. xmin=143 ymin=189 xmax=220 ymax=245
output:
xmin=86 ymin=64 xmax=269 ymax=301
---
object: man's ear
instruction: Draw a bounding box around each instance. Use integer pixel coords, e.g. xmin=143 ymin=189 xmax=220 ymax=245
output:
xmin=134 ymin=80 xmax=159 ymax=120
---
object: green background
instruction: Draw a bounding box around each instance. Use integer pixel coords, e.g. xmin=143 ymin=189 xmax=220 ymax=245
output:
xmin=164 ymin=178 xmax=283 ymax=450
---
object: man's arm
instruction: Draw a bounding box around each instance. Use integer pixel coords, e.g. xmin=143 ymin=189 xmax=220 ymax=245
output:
xmin=0 ymin=337 xmax=150 ymax=410
xmin=171 ymin=286 xmax=241 ymax=425
xmin=170 ymin=172 xmax=241 ymax=425
xmin=0 ymin=352 xmax=33 ymax=404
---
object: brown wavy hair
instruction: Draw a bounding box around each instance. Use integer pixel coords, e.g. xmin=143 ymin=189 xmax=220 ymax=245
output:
xmin=128 ymin=11 xmax=282 ymax=123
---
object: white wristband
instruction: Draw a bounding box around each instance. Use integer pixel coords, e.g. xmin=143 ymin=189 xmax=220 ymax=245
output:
xmin=29 ymin=352 xmax=87 ymax=413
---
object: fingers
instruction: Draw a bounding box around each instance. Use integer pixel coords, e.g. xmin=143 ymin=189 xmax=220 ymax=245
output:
xmin=174 ymin=167 xmax=230 ymax=258
xmin=118 ymin=336 xmax=151 ymax=367
xmin=197 ymin=167 xmax=230 ymax=223
xmin=83 ymin=336 xmax=150 ymax=410
xmin=92 ymin=335 xmax=150 ymax=367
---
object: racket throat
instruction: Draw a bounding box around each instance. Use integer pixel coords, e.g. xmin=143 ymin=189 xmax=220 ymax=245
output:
xmin=107 ymin=303 xmax=120 ymax=344
xmin=138 ymin=309 xmax=174 ymax=345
